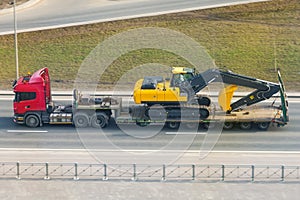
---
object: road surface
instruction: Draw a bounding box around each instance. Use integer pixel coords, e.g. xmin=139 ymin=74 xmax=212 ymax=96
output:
xmin=0 ymin=0 xmax=268 ymax=34
xmin=0 ymin=98 xmax=299 ymax=165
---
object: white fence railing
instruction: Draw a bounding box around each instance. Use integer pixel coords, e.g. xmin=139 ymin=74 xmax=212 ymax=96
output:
xmin=1 ymin=162 xmax=299 ymax=182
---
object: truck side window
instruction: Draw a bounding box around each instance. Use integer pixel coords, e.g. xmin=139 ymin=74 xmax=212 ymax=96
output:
xmin=14 ymin=92 xmax=36 ymax=102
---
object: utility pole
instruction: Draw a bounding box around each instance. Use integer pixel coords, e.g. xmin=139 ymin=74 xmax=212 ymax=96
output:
xmin=9 ymin=0 xmax=19 ymax=79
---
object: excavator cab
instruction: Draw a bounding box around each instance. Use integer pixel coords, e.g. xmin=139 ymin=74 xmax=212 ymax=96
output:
xmin=170 ymin=67 xmax=195 ymax=87
xmin=133 ymin=67 xmax=194 ymax=105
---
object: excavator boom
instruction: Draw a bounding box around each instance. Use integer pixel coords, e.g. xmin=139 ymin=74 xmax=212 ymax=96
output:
xmin=190 ymin=69 xmax=280 ymax=111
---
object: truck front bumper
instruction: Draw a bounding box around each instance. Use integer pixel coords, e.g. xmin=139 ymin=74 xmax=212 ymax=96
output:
xmin=13 ymin=115 xmax=25 ymax=124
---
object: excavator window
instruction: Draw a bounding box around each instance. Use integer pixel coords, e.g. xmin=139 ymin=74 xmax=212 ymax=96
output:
xmin=171 ymin=73 xmax=194 ymax=87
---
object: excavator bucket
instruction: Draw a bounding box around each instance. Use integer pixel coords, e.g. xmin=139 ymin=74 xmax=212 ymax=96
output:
xmin=218 ymin=85 xmax=238 ymax=112
xmin=277 ymin=69 xmax=289 ymax=124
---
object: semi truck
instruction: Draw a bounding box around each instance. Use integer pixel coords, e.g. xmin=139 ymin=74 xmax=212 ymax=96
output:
xmin=12 ymin=67 xmax=289 ymax=130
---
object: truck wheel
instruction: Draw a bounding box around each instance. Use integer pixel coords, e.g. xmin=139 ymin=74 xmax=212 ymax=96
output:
xmin=25 ymin=115 xmax=40 ymax=128
xmin=91 ymin=113 xmax=108 ymax=128
xmin=240 ymin=122 xmax=252 ymax=130
xmin=73 ymin=113 xmax=89 ymax=128
xmin=257 ymin=122 xmax=270 ymax=131
xmin=223 ymin=122 xmax=234 ymax=130
xmin=166 ymin=122 xmax=180 ymax=129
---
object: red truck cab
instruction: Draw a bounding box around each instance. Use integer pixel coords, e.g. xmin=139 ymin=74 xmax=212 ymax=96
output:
xmin=13 ymin=68 xmax=52 ymax=127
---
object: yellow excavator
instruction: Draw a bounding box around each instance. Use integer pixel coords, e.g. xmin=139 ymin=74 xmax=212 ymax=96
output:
xmin=133 ymin=67 xmax=280 ymax=111
xmin=130 ymin=67 xmax=288 ymax=129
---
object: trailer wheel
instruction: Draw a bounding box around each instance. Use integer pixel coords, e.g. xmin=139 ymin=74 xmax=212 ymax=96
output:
xmin=223 ymin=122 xmax=234 ymax=130
xmin=73 ymin=113 xmax=89 ymax=128
xmin=257 ymin=122 xmax=270 ymax=131
xmin=203 ymin=122 xmax=215 ymax=129
xmin=25 ymin=115 xmax=40 ymax=128
xmin=166 ymin=122 xmax=180 ymax=129
xmin=240 ymin=122 xmax=252 ymax=130
xmin=91 ymin=113 xmax=108 ymax=128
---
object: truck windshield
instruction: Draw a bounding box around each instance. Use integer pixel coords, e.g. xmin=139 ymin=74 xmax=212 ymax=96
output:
xmin=14 ymin=92 xmax=36 ymax=102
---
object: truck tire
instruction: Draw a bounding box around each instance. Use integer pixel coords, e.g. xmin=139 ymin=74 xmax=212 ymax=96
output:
xmin=91 ymin=113 xmax=108 ymax=128
xmin=240 ymin=122 xmax=252 ymax=130
xmin=166 ymin=122 xmax=180 ymax=129
xmin=73 ymin=113 xmax=89 ymax=128
xmin=223 ymin=122 xmax=234 ymax=130
xmin=257 ymin=122 xmax=270 ymax=131
xmin=25 ymin=115 xmax=40 ymax=128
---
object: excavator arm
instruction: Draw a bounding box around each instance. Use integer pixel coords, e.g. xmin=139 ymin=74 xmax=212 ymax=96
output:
xmin=188 ymin=69 xmax=280 ymax=112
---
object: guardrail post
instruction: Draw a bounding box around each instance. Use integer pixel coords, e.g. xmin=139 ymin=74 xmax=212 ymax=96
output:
xmin=192 ymin=165 xmax=195 ymax=180
xmin=162 ymin=164 xmax=166 ymax=181
xmin=132 ymin=164 xmax=137 ymax=181
xmin=103 ymin=164 xmax=108 ymax=181
xmin=44 ymin=162 xmax=50 ymax=180
xmin=74 ymin=163 xmax=79 ymax=180
xmin=221 ymin=165 xmax=225 ymax=181
xmin=281 ymin=165 xmax=285 ymax=182
xmin=16 ymin=162 xmax=20 ymax=180
xmin=251 ymin=165 xmax=255 ymax=182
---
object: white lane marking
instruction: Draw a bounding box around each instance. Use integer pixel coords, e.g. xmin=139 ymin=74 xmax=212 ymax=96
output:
xmin=7 ymin=130 xmax=48 ymax=133
xmin=165 ymin=132 xmax=207 ymax=135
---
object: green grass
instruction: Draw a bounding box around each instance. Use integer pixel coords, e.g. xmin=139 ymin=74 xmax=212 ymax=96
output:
xmin=0 ymin=0 xmax=299 ymax=91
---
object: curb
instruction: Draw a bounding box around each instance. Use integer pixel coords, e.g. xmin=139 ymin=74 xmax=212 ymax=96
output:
xmin=0 ymin=0 xmax=41 ymax=15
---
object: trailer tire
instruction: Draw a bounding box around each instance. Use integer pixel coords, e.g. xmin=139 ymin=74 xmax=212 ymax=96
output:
xmin=240 ymin=122 xmax=252 ymax=130
xmin=25 ymin=115 xmax=40 ymax=128
xmin=73 ymin=113 xmax=89 ymax=128
xmin=257 ymin=122 xmax=270 ymax=131
xmin=166 ymin=122 xmax=180 ymax=129
xmin=223 ymin=122 xmax=234 ymax=130
xmin=91 ymin=113 xmax=108 ymax=128
xmin=203 ymin=122 xmax=215 ymax=129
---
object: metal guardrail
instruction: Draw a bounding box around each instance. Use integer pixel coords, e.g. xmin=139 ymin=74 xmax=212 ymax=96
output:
xmin=0 ymin=162 xmax=300 ymax=182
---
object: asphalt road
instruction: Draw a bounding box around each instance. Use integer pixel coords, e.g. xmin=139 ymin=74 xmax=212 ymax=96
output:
xmin=0 ymin=98 xmax=299 ymax=165
xmin=0 ymin=0 xmax=268 ymax=34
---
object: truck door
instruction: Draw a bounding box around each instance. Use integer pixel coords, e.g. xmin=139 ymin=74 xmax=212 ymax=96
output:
xmin=14 ymin=92 xmax=37 ymax=114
